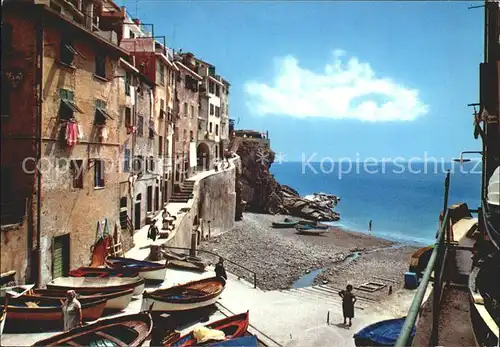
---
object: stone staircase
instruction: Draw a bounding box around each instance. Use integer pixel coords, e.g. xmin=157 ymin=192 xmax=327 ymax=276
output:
xmin=278 ymin=284 xmax=378 ymax=311
xmin=169 ymin=180 xmax=195 ymax=203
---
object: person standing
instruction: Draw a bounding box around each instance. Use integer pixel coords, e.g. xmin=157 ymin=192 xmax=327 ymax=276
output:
xmin=62 ymin=290 xmax=82 ymax=331
xmin=368 ymin=220 xmax=372 ymax=232
xmin=215 ymin=257 xmax=227 ymax=280
xmin=339 ymin=284 xmax=357 ymax=327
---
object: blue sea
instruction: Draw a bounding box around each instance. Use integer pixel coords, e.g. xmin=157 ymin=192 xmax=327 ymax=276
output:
xmin=271 ymin=161 xmax=482 ymax=245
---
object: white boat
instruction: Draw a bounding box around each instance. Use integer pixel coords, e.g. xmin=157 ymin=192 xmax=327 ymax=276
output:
xmin=0 ymin=301 xmax=5 ymax=335
xmin=142 ymin=277 xmax=225 ymax=312
xmin=0 ymin=284 xmax=34 ymax=335
xmin=47 ymin=276 xmax=145 ymax=296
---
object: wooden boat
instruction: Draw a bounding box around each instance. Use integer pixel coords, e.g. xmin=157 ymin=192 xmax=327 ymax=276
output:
xmin=143 ymin=277 xmax=226 ymax=312
xmin=272 ymin=219 xmax=298 ymax=228
xmin=409 ymin=245 xmax=434 ymax=274
xmin=0 ymin=296 xmax=106 ymax=323
xmin=353 ymin=317 xmax=415 ymax=346
xmin=167 ymin=259 xmax=206 ymax=273
xmin=0 ymin=284 xmax=35 ymax=297
xmin=295 ymin=224 xmax=329 ymax=235
xmin=32 ymin=312 xmax=153 ymax=346
xmin=69 ymin=266 xmax=138 ymax=278
xmin=24 ymin=288 xmax=134 ymax=311
xmin=47 ymin=276 xmax=145 ymax=296
xmin=162 ymin=249 xmax=189 ymax=261
xmin=211 ymin=335 xmax=258 ymax=347
xmin=164 ymin=311 xmax=249 ymax=346
xmin=0 ymin=296 xmax=6 ymax=335
xmin=106 ymin=256 xmax=167 ymax=282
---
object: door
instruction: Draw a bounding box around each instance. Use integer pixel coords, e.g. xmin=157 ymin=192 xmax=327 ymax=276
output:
xmin=147 ymin=186 xmax=153 ymax=212
xmin=52 ymin=234 xmax=70 ymax=279
xmin=135 ymin=202 xmax=141 ymax=230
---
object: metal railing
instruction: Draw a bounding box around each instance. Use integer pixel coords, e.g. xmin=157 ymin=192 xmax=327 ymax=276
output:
xmin=162 ymin=245 xmax=258 ymax=289
xmin=396 ymin=172 xmax=453 ymax=347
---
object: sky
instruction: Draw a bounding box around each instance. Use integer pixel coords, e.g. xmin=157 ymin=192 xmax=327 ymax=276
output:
xmin=119 ymin=0 xmax=485 ymax=162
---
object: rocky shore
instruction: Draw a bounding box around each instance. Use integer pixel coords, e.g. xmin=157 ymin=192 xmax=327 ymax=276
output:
xmin=200 ymin=213 xmax=417 ymax=292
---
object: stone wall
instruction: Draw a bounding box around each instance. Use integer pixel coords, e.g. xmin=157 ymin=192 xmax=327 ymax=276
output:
xmin=0 ymin=223 xmax=29 ymax=283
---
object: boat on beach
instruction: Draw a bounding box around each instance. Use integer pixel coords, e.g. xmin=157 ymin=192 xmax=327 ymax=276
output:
xmin=31 ymin=312 xmax=153 ymax=347
xmin=272 ymin=219 xmax=298 ymax=228
xmin=47 ymin=276 xmax=145 ymax=296
xmin=105 ymin=256 xmax=168 ymax=282
xmin=143 ymin=277 xmax=226 ymax=312
xmin=295 ymin=224 xmax=329 ymax=235
xmin=161 ymin=250 xmax=206 ymax=272
xmin=164 ymin=311 xmax=249 ymax=346
xmin=24 ymin=288 xmax=134 ymax=311
xmin=0 ymin=295 xmax=106 ymax=325
xmin=353 ymin=317 xmax=415 ymax=346
xmin=0 ymin=299 xmax=6 ymax=336
xmin=69 ymin=266 xmax=138 ymax=278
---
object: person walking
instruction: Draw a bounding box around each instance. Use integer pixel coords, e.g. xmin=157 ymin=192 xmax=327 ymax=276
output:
xmin=338 ymin=284 xmax=356 ymax=327
xmin=62 ymin=290 xmax=82 ymax=331
xmin=368 ymin=220 xmax=372 ymax=232
xmin=215 ymin=257 xmax=227 ymax=280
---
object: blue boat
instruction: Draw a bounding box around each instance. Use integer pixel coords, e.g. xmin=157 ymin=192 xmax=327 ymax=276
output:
xmin=295 ymin=223 xmax=329 ymax=235
xmin=353 ymin=317 xmax=415 ymax=346
xmin=210 ymin=335 xmax=258 ymax=347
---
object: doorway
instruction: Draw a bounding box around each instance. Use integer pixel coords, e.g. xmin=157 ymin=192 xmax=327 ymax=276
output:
xmin=52 ymin=234 xmax=70 ymax=278
xmin=147 ymin=186 xmax=153 ymax=212
xmin=135 ymin=193 xmax=142 ymax=230
xmin=155 ymin=186 xmax=159 ymax=211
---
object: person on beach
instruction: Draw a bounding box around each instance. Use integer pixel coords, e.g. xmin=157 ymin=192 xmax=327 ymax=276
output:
xmin=368 ymin=220 xmax=372 ymax=232
xmin=215 ymin=257 xmax=227 ymax=280
xmin=339 ymin=284 xmax=356 ymax=327
xmin=62 ymin=290 xmax=82 ymax=331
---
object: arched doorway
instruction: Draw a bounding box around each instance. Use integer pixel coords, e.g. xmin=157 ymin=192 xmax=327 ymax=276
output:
xmin=197 ymin=143 xmax=210 ymax=170
xmin=135 ymin=193 xmax=142 ymax=230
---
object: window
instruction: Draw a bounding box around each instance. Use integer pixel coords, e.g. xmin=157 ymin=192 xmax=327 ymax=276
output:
xmin=1 ymin=23 xmax=12 ymax=54
xmin=71 ymin=160 xmax=84 ymax=189
xmin=215 ymin=124 xmax=219 ymax=136
xmin=95 ymin=54 xmax=106 ymax=79
xmin=133 ymin=155 xmax=143 ymax=173
xmin=190 ymin=105 xmax=194 ymax=119
xmin=190 ymin=130 xmax=193 ymax=141
xmin=125 ymin=72 xmax=132 ymax=96
xmin=94 ymin=99 xmax=113 ymax=125
xmin=175 ymin=127 xmax=179 ymax=141
xmin=130 ymin=31 xmax=135 ymax=39
xmin=94 ymin=159 xmax=105 ymax=188
xmin=210 ymin=104 xmax=214 ymax=115
xmin=159 ymin=64 xmax=165 ymax=85
xmin=209 ymin=81 xmax=215 ymax=94
xmin=215 ymin=85 xmax=220 ymax=97
xmin=183 ymin=129 xmax=187 ymax=140
xmin=137 ymin=115 xmax=144 ymax=136
xmin=215 ymin=106 xmax=220 ymax=117
xmin=183 ymin=102 xmax=188 ymax=117
xmin=59 ymin=89 xmax=83 ymax=120
xmin=60 ymin=36 xmax=77 ymax=66
xmin=187 ymin=103 xmax=191 ymax=118
xmin=209 ymin=122 xmax=213 ymax=133
xmin=125 ymin=107 xmax=131 ymax=127
xmin=159 ymin=136 xmax=163 ymax=155
xmin=124 ymin=149 xmax=130 ymax=172
xmin=147 ymin=156 xmax=155 ymax=172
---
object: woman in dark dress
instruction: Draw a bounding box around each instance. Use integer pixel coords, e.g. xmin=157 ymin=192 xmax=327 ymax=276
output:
xmin=339 ymin=284 xmax=356 ymax=326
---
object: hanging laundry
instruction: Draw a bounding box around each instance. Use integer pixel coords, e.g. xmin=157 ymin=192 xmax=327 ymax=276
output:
xmin=100 ymin=126 xmax=109 ymax=141
xmin=77 ymin=123 xmax=84 ymax=139
xmin=65 ymin=121 xmax=78 ymax=147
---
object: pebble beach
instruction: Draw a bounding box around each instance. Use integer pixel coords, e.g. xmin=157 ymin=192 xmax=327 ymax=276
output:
xmin=200 ymin=213 xmax=419 ymax=294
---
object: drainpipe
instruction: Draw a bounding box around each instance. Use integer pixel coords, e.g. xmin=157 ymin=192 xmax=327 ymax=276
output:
xmin=34 ymin=9 xmax=44 ymax=288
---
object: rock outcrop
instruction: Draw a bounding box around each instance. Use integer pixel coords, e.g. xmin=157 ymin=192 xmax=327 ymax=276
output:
xmin=231 ymin=137 xmax=340 ymax=221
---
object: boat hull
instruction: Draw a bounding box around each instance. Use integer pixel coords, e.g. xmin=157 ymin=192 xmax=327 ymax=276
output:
xmin=31 ymin=313 xmax=153 ymax=347
xmin=47 ymin=276 xmax=145 ymax=296
xmin=25 ymin=288 xmax=134 ymax=311
xmin=0 ymin=305 xmax=5 ymax=335
xmin=167 ymin=259 xmax=206 ymax=273
xmin=105 ymin=257 xmax=167 ymax=282
xmin=69 ymin=266 xmax=138 ymax=278
xmin=272 ymin=222 xmax=298 ymax=228
xmin=138 ymin=266 xmax=167 ymax=282
xmin=143 ymin=294 xmax=220 ymax=312
xmin=296 ymin=230 xmax=327 ymax=236
xmin=353 ymin=317 xmax=414 ymax=347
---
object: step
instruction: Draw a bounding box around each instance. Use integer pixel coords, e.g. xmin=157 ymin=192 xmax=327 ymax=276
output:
xmin=169 ymin=199 xmax=190 ymax=203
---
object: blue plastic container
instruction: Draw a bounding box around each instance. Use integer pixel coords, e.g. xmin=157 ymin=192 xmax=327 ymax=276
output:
xmin=404 ymin=271 xmax=419 ymax=289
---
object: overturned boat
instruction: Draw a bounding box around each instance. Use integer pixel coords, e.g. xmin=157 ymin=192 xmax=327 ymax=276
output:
xmin=32 ymin=312 xmax=153 ymax=347
xmin=295 ymin=223 xmax=329 ymax=235
xmin=353 ymin=317 xmax=415 ymax=346
xmin=47 ymin=276 xmax=145 ymax=296
xmin=143 ymin=277 xmax=225 ymax=312
xmin=69 ymin=266 xmax=138 ymax=278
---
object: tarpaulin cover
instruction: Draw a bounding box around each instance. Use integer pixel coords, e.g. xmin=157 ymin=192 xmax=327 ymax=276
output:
xmin=353 ymin=317 xmax=415 ymax=346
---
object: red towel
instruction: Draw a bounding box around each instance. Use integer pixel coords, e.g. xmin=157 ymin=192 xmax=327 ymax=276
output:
xmin=66 ymin=122 xmax=78 ymax=147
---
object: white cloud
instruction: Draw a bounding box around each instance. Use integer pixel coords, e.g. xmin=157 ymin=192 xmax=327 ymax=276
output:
xmin=244 ymin=50 xmax=429 ymax=122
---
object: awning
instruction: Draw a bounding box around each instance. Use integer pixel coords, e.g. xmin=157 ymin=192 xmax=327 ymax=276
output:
xmin=96 ymin=107 xmax=114 ymax=120
xmin=61 ymin=99 xmax=84 ymax=113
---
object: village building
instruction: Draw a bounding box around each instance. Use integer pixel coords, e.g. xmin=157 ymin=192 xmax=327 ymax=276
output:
xmin=220 ymin=78 xmax=231 ymax=154
xmin=173 ymin=53 xmax=202 ymax=182
xmin=0 ymin=0 xmax=129 ymax=285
